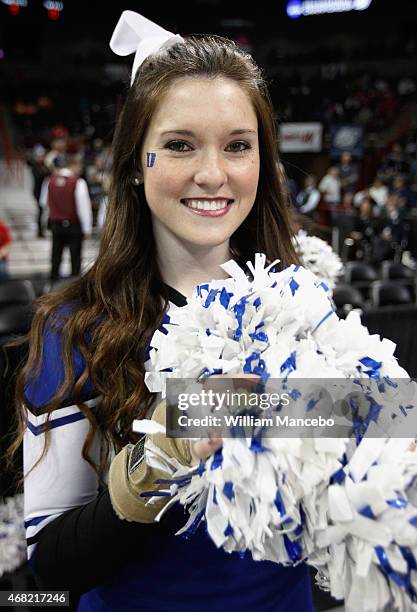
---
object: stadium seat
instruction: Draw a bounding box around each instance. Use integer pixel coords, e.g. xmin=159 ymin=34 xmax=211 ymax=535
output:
xmin=344 ymin=261 xmax=378 ymax=283
xmin=381 ymin=261 xmax=415 ymax=281
xmin=380 ymin=261 xmax=416 ymax=302
xmin=0 ymin=304 xmax=34 ymax=341
xmin=344 ymin=261 xmax=378 ymax=301
xmin=0 ymin=339 xmax=28 ymax=498
xmin=371 ymin=281 xmax=414 ymax=307
xmin=0 ymin=280 xmax=36 ymax=309
xmin=332 ymin=283 xmax=364 ymax=317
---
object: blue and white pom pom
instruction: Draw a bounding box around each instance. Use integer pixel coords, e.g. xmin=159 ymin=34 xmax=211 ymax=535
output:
xmin=292 ymin=230 xmax=344 ymax=292
xmin=0 ymin=495 xmax=26 ymax=577
xmin=135 ymin=254 xmax=417 ymax=612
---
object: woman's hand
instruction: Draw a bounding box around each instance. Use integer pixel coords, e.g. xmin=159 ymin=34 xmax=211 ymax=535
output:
xmin=192 ymin=436 xmax=223 ymax=460
xmin=191 ymin=373 xmax=261 ymax=461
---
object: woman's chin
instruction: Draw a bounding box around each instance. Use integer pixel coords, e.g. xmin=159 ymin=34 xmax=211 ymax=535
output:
xmin=179 ymin=232 xmax=233 ymax=250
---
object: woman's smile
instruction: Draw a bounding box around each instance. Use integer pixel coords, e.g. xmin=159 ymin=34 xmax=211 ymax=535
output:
xmin=180 ymin=197 xmax=234 ymax=217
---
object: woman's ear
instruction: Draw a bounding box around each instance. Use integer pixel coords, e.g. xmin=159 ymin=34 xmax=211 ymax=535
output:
xmin=132 ymin=163 xmax=144 ymax=185
xmin=132 ymin=150 xmax=143 ymax=184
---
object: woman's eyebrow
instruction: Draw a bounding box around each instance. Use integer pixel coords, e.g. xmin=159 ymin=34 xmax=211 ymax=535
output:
xmin=159 ymin=128 xmax=257 ymax=137
xmin=229 ymin=129 xmax=257 ymax=136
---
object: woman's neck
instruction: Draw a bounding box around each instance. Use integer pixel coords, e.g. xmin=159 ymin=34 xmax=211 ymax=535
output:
xmin=157 ymin=242 xmax=233 ymax=299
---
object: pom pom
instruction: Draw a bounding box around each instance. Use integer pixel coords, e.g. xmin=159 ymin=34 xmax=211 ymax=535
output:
xmin=292 ymin=230 xmax=344 ymax=292
xmin=137 ymin=254 xmax=417 ymax=611
xmin=0 ymin=495 xmax=26 ymax=577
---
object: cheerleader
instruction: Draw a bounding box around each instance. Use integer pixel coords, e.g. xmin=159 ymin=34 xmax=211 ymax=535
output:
xmin=15 ymin=11 xmax=313 ymax=611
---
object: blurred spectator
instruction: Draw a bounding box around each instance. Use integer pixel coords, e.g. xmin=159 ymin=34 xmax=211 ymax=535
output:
xmin=0 ymin=219 xmax=12 ymax=282
xmin=369 ymin=176 xmax=388 ymax=211
xmin=351 ymin=198 xmax=375 ymax=238
xmin=97 ymin=197 xmax=108 ymax=233
xmin=50 ymin=125 xmax=69 ymax=140
xmin=353 ymin=187 xmax=372 ymax=209
xmin=27 ymin=144 xmax=50 ymax=238
xmin=381 ymin=194 xmax=407 ymax=240
xmin=353 ymin=189 xmax=379 ymax=224
xmin=390 ymin=175 xmax=409 ymax=209
xmin=318 ymin=166 xmax=341 ymax=219
xmin=84 ymin=138 xmax=104 ymax=168
xmin=40 ymin=156 xmax=93 ymax=283
xmin=85 ymin=155 xmax=110 ymax=228
xmin=408 ymin=182 xmax=417 ymax=210
xmin=44 ymin=138 xmax=67 ymax=172
xmin=341 ymin=191 xmax=355 ymax=211
xmin=337 ymin=151 xmax=358 ymax=196
xmin=349 ymin=197 xmax=376 ymax=261
xmin=378 ymin=143 xmax=410 ymax=182
xmin=373 ymin=194 xmax=408 ymax=263
xmin=295 ymin=175 xmax=320 ymax=217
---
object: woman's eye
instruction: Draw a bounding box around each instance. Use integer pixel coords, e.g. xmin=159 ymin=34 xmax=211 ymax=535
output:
xmin=165 ymin=141 xmax=193 ymax=152
xmin=226 ymin=141 xmax=251 ymax=153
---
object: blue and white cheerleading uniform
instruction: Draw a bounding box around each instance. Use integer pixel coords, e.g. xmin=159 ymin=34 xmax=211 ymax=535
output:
xmin=23 ymin=287 xmax=314 ymax=612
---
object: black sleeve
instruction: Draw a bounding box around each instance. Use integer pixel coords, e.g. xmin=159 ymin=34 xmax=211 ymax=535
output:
xmin=32 ymin=487 xmax=181 ymax=604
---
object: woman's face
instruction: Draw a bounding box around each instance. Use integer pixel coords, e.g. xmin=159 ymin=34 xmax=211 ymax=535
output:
xmin=140 ymin=77 xmax=259 ymax=254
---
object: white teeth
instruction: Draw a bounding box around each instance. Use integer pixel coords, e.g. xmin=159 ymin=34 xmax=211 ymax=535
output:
xmin=184 ymin=199 xmax=229 ymax=211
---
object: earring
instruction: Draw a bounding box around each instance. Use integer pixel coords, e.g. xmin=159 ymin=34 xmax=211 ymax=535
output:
xmin=132 ymin=176 xmax=141 ymax=186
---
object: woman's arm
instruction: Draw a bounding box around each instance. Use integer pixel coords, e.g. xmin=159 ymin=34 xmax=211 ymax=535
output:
xmin=30 ymin=486 xmax=164 ymax=596
xmin=23 ymin=320 xmax=166 ymax=597
xmin=24 ymin=318 xmax=215 ymax=598
xmin=25 ymin=317 xmax=224 ymax=599
xmin=32 ymin=398 xmax=221 ymax=597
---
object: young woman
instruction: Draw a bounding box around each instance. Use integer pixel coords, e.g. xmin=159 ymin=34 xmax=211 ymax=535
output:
xmin=17 ymin=12 xmax=313 ymax=611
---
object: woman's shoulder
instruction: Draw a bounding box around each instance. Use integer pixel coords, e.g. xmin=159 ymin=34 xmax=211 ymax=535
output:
xmin=24 ymin=301 xmax=98 ymax=413
xmin=46 ymin=300 xmax=80 ymax=328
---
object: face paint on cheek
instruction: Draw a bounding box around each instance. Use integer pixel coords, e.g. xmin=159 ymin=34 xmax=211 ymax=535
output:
xmin=146 ymin=152 xmax=156 ymax=167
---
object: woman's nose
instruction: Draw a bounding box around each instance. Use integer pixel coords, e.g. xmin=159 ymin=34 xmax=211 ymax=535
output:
xmin=193 ymin=151 xmax=228 ymax=191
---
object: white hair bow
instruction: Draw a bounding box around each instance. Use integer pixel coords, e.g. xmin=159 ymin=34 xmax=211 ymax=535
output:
xmin=110 ymin=11 xmax=184 ymax=86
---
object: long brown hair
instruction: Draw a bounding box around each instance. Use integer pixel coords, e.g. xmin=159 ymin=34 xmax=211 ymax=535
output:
xmin=13 ymin=35 xmax=300 ymax=478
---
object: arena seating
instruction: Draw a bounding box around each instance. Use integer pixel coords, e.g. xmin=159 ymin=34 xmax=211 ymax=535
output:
xmin=331 ymin=283 xmax=365 ymax=317
xmin=371 ymin=280 xmax=414 ymax=307
xmin=0 ymin=280 xmax=35 ymax=308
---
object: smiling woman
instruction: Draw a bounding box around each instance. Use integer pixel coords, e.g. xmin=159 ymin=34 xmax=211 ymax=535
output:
xmin=142 ymin=77 xmax=260 ymax=296
xmin=14 ymin=10 xmax=310 ymax=612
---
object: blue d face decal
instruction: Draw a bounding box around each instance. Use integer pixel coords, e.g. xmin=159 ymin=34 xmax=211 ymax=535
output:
xmin=146 ymin=152 xmax=156 ymax=167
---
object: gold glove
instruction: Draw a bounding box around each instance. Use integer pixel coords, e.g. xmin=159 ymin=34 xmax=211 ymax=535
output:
xmin=109 ymin=400 xmax=195 ymax=523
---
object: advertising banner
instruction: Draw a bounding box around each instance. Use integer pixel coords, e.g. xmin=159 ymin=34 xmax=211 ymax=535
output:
xmin=279 ymin=122 xmax=323 ymax=153
xmin=330 ymin=124 xmax=365 ymax=159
